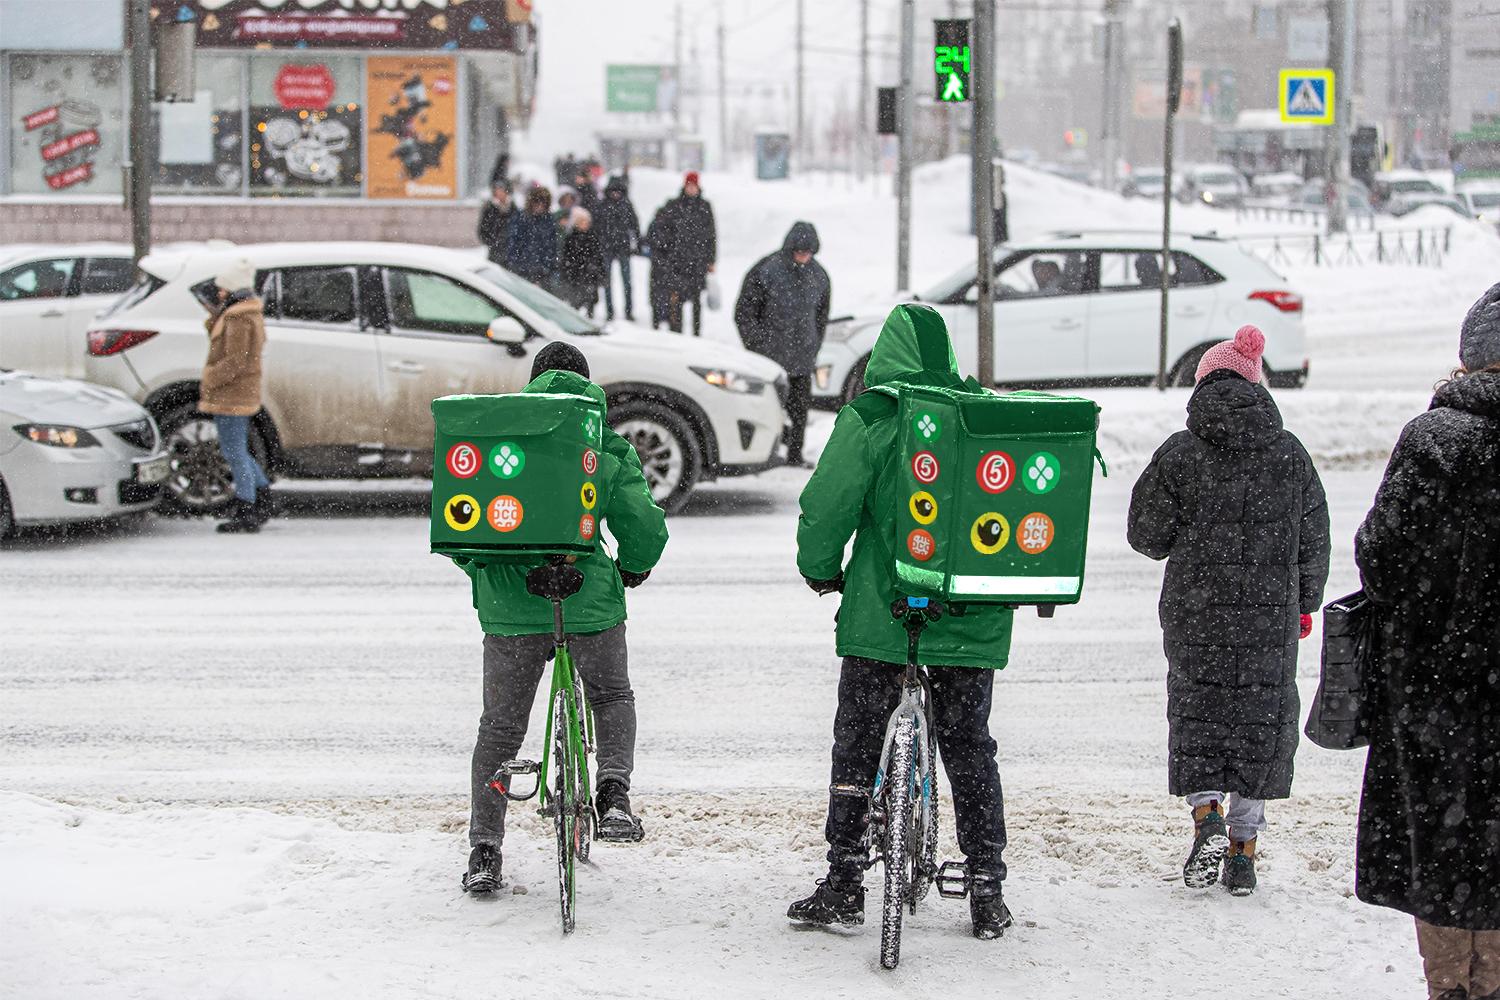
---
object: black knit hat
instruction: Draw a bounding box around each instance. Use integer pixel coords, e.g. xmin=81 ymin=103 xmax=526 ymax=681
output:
xmin=531 ymin=341 xmax=591 ymax=381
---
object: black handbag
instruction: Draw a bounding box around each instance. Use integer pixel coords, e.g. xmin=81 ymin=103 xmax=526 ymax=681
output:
xmin=1304 ymin=590 xmax=1375 ymax=750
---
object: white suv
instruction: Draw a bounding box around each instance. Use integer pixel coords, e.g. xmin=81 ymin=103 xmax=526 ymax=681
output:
xmin=814 ymin=232 xmax=1308 ymax=406
xmin=83 ymin=243 xmax=787 ymax=513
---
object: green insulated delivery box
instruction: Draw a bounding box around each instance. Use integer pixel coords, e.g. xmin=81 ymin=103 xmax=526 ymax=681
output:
xmin=430 ymin=392 xmax=607 ymax=561
xmin=894 ymin=385 xmax=1101 ymax=606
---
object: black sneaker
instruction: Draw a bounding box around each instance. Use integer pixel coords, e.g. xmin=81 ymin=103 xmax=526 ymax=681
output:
xmin=787 ymin=875 xmax=865 ymax=927
xmin=1223 ymin=844 xmax=1257 ymax=897
xmin=461 ymin=844 xmax=501 ymax=894
xmin=969 ymin=870 xmax=1014 ymax=940
xmin=215 ymin=499 xmax=261 ymax=534
xmin=1183 ymin=805 xmax=1230 ymax=889
xmin=595 ymin=778 xmax=644 ymax=843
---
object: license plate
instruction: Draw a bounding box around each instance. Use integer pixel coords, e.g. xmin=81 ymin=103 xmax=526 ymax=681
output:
xmin=135 ymin=456 xmax=170 ymax=484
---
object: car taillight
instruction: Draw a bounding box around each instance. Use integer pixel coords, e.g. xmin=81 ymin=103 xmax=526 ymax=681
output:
xmin=88 ymin=329 xmax=158 ymax=356
xmin=1248 ymin=290 xmax=1303 ymax=313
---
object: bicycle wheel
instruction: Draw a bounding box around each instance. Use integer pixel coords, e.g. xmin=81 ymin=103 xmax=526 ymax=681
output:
xmin=551 ymin=689 xmax=577 ymax=934
xmin=911 ymin=735 xmax=939 ymax=909
xmin=880 ymin=715 xmax=918 ymax=970
xmin=574 ymin=685 xmax=594 ymax=864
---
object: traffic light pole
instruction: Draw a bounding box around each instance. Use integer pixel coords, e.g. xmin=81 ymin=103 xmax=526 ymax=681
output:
xmin=1157 ymin=19 xmax=1182 ymax=391
xmin=1326 ymin=0 xmax=1353 ymax=235
xmin=973 ymin=0 xmax=995 ymax=387
xmin=897 ymin=0 xmax=915 ymax=293
xmin=126 ymin=0 xmax=152 ymax=265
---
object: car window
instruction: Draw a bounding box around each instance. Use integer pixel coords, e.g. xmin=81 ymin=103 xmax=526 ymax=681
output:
xmin=279 ymin=266 xmax=358 ymax=325
xmin=386 ymin=269 xmax=497 ymax=336
xmin=80 ymin=257 xmax=135 ymax=296
xmin=0 ymin=258 xmax=75 ymax=301
xmin=98 ymin=272 xmax=164 ymax=318
xmin=1098 ymin=251 xmax=1222 ymax=291
xmin=472 ymin=263 xmax=600 ymax=336
xmin=1172 ymin=252 xmax=1222 ymax=287
xmin=990 ymin=251 xmax=1088 ymax=299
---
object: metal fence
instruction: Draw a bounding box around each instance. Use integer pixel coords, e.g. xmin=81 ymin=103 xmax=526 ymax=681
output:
xmin=1233 ymin=225 xmax=1453 ymax=269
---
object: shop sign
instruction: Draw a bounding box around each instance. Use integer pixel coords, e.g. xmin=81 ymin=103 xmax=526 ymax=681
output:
xmin=366 ymin=55 xmax=457 ymax=199
xmin=274 ymin=64 xmax=335 ymax=110
xmin=21 ymin=100 xmax=107 ymax=192
xmin=151 ymin=0 xmax=518 ymax=51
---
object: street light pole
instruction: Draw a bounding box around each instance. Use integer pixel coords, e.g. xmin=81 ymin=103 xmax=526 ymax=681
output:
xmin=1326 ymin=0 xmax=1354 ymax=235
xmin=126 ymin=0 xmax=152 ymax=264
xmin=973 ymin=0 xmax=995 ymax=387
xmin=897 ymin=0 xmax=915 ymax=292
xmin=858 ymin=0 xmax=869 ymax=181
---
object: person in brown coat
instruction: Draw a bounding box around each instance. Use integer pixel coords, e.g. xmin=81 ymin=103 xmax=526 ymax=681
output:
xmin=200 ymin=257 xmax=270 ymax=534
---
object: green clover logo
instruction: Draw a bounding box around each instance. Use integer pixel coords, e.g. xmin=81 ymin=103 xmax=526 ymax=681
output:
xmin=489 ymin=442 xmax=526 ymax=479
xmin=914 ymin=412 xmax=941 ymax=442
xmin=1023 ymin=452 xmax=1060 ymax=494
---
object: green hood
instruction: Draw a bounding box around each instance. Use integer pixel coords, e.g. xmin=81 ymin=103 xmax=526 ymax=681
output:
xmin=863 ymin=303 xmax=962 ymax=389
xmin=524 ymin=368 xmax=607 ymax=406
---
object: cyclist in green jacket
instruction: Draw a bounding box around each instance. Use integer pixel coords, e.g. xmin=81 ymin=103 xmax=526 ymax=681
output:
xmin=787 ymin=303 xmax=1015 ymax=939
xmin=456 ymin=342 xmax=669 ymax=894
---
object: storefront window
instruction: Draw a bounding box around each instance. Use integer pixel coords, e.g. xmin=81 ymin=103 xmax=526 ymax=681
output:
xmin=247 ymin=54 xmax=361 ymax=197
xmin=6 ymin=53 xmax=125 ymax=195
xmin=152 ymin=53 xmax=245 ymax=195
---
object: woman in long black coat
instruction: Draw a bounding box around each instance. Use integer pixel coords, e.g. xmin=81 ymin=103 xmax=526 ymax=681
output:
xmin=1128 ymin=325 xmax=1330 ymax=896
xmin=1355 ymin=281 xmax=1500 ymax=1000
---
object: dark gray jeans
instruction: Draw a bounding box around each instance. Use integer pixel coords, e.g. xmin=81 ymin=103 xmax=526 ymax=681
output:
xmin=470 ymin=624 xmax=635 ymax=848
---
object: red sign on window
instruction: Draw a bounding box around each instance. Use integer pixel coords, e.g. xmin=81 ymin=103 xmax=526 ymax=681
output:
xmin=273 ymin=64 xmax=335 ymax=110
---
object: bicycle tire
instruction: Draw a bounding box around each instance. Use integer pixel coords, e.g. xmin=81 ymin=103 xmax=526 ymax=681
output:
xmin=552 ymin=689 xmax=576 ymax=934
xmin=574 ymin=684 xmax=594 ymax=864
xmin=880 ymin=715 xmax=918 ymax=970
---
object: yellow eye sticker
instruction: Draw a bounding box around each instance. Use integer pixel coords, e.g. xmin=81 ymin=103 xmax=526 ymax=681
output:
xmin=580 ymin=481 xmax=598 ymax=510
xmin=970 ymin=512 xmax=1010 ymax=554
xmin=444 ymin=494 xmax=481 ymax=531
xmin=909 ymin=490 xmax=938 ymax=525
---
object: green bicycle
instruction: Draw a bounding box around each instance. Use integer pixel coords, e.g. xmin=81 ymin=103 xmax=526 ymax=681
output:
xmin=489 ymin=560 xmax=595 ymax=934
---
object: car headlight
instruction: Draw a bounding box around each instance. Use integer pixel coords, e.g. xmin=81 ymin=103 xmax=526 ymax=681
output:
xmin=824 ymin=317 xmax=859 ymax=343
xmin=14 ymin=424 xmax=102 ymax=448
xmin=814 ymin=365 xmax=833 ymax=390
xmin=690 ymin=366 xmax=768 ymax=394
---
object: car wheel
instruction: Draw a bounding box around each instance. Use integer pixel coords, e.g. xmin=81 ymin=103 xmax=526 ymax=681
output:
xmin=609 ymin=400 xmax=702 ymax=516
xmin=0 ymin=475 xmax=14 ymax=539
xmin=157 ymin=404 xmax=272 ymax=516
xmin=842 ymin=355 xmax=871 ymax=406
xmin=1170 ymin=345 xmax=1211 ymax=388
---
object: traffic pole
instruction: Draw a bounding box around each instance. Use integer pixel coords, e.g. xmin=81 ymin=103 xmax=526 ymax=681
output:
xmin=973 ymin=0 xmax=995 ymax=387
xmin=897 ymin=0 xmax=915 ymax=293
xmin=126 ymin=0 xmax=152 ymax=265
xmin=1157 ymin=19 xmax=1182 ymax=391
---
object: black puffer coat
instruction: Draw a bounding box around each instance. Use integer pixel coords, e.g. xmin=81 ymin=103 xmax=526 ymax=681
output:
xmin=595 ymin=177 xmax=640 ymax=258
xmin=733 ymin=222 xmax=832 ymax=376
xmin=1127 ymin=371 xmax=1331 ymax=800
xmin=1354 ymin=371 xmax=1500 ymax=929
xmin=651 ymin=191 xmax=717 ymax=296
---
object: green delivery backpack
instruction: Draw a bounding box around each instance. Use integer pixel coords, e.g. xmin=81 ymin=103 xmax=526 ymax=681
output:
xmin=429 ymin=392 xmax=607 ymax=561
xmin=893 ymin=384 xmax=1103 ymax=607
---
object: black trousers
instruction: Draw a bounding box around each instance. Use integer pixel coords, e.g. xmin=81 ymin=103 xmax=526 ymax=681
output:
xmin=602 ymin=253 xmax=632 ymax=319
xmin=825 ymin=656 xmax=1008 ymax=879
xmin=784 ymin=374 xmax=812 ymax=462
xmin=668 ymin=290 xmax=702 ymax=335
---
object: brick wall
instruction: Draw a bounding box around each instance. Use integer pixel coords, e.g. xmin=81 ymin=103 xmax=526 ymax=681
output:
xmin=0 ymin=199 xmax=484 ymax=247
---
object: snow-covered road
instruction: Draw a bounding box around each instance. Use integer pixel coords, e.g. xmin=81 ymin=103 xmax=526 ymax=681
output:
xmin=1 ymin=465 xmax=1424 ymax=999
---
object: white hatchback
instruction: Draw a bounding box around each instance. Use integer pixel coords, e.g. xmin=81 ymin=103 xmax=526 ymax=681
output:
xmin=81 ymin=243 xmax=787 ymax=514
xmin=0 ymin=244 xmax=136 ymax=379
xmin=813 ymin=232 xmax=1308 ymax=406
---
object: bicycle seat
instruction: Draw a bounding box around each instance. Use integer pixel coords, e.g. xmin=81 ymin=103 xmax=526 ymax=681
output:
xmin=525 ymin=562 xmax=585 ymax=601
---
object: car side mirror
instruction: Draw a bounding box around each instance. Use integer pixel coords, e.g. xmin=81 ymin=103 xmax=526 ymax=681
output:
xmin=487 ymin=316 xmax=526 ymax=346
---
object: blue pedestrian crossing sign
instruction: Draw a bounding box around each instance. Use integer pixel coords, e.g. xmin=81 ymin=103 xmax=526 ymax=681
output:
xmin=1279 ymin=68 xmax=1335 ymax=125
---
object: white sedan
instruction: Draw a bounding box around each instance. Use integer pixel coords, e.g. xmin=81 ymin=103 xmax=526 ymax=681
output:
xmin=814 ymin=232 xmax=1309 ymax=406
xmin=0 ymin=370 xmax=168 ymax=536
xmin=0 ymin=244 xmax=137 ymax=378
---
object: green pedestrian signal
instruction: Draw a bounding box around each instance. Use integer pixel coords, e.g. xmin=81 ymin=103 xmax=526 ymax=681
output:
xmin=934 ymin=19 xmax=971 ymax=103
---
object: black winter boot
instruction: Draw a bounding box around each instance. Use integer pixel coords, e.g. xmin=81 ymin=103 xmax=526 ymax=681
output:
xmin=1222 ymin=839 xmax=1257 ymax=896
xmin=787 ymin=866 xmax=866 ymax=927
xmin=215 ymin=499 xmax=261 ymax=534
xmin=969 ymin=869 xmax=1014 ymax=940
xmin=595 ymin=778 xmax=645 ymax=843
xmin=461 ymin=844 xmax=501 ymax=894
xmin=250 ymin=488 xmax=277 ymax=525
xmin=1183 ymin=801 xmax=1230 ymax=889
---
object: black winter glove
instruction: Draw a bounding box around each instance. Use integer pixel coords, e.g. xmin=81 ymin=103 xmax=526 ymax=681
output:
xmin=618 ymin=567 xmax=652 ymax=589
xmin=804 ymin=573 xmax=844 ymax=596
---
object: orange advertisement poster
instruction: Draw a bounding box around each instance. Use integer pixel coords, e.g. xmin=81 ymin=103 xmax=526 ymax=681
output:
xmin=366 ymin=55 xmax=458 ymax=200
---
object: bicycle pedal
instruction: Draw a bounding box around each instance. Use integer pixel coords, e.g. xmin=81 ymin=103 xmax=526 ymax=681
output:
xmin=490 ymin=759 xmax=541 ymax=802
xmin=936 ymin=859 xmax=970 ymax=899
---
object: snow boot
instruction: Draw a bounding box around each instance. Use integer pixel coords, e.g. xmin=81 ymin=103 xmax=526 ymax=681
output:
xmin=969 ymin=869 xmax=1015 ymax=940
xmin=461 ymin=844 xmax=501 ymax=894
xmin=594 ymin=778 xmax=645 ymax=843
xmin=250 ymin=488 xmax=278 ymax=525
xmin=1184 ymin=801 xmax=1230 ymax=889
xmin=1223 ymin=839 xmax=1257 ymax=897
xmin=215 ymin=499 xmax=261 ymax=534
xmin=787 ymin=865 xmax=866 ymax=927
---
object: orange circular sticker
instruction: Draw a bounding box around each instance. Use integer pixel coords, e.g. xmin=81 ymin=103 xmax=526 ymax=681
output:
xmin=907 ymin=529 xmax=936 ymax=561
xmin=487 ymin=494 xmax=524 ymax=533
xmin=579 ymin=514 xmax=596 ymax=540
xmin=1017 ymin=512 xmax=1055 ymax=555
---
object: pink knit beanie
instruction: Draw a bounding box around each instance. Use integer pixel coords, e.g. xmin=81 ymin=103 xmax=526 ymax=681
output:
xmin=1195 ymin=325 xmax=1266 ymax=384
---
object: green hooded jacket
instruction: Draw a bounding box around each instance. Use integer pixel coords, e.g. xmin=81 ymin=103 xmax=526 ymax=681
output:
xmin=796 ymin=304 xmax=1015 ymax=668
xmin=455 ymin=370 xmax=669 ymax=636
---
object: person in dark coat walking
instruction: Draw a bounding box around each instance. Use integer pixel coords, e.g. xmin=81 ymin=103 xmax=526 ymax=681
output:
xmin=596 ymin=175 xmax=641 ymax=321
xmin=651 ymin=171 xmax=717 ymax=335
xmin=734 ymin=221 xmax=831 ymax=467
xmin=1127 ymin=324 xmax=1331 ymax=896
xmin=505 ymin=185 xmax=559 ymax=288
xmin=477 ymin=180 xmax=517 ymax=267
xmin=559 ymin=207 xmax=606 ymax=317
xmin=1354 ymin=281 xmax=1500 ymax=1000
xmin=643 ymin=206 xmax=671 ymax=329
